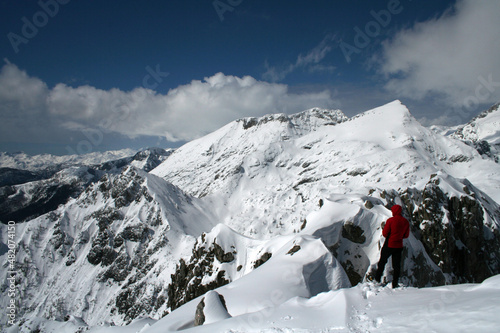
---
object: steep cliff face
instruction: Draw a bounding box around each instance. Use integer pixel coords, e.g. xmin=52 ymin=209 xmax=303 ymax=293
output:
xmin=398 ymin=176 xmax=500 ymax=283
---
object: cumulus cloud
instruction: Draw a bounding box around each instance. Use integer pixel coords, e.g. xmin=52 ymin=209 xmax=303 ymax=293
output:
xmin=0 ymin=61 xmax=54 ymax=142
xmin=263 ymin=34 xmax=336 ymax=82
xmin=377 ymin=0 xmax=500 ymax=108
xmin=0 ymin=63 xmax=339 ymax=145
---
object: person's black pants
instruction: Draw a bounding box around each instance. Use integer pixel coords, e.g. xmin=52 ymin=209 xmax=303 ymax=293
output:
xmin=375 ymin=244 xmax=403 ymax=287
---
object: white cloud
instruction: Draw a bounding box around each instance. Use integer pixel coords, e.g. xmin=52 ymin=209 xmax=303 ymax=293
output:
xmin=378 ymin=0 xmax=500 ymax=108
xmin=0 ymin=63 xmax=339 ymax=144
xmin=263 ymin=35 xmax=336 ymax=82
xmin=0 ymin=61 xmax=54 ymax=142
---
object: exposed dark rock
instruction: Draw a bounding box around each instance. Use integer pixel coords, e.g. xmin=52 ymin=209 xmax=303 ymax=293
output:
xmin=287 ymin=245 xmax=301 ymax=256
xmin=87 ymin=230 xmax=117 ymax=266
xmin=99 ymin=252 xmax=131 ymax=282
xmin=194 ymin=292 xmax=229 ymax=326
xmin=397 ymin=179 xmax=500 ymax=284
xmin=253 ymin=252 xmax=272 ymax=269
xmin=342 ymin=223 xmax=366 ymax=244
xmin=194 ymin=298 xmax=205 ymax=326
xmin=213 ymin=243 xmax=235 ymax=263
xmin=120 ymin=224 xmax=148 ymax=242
xmin=241 ymin=117 xmax=258 ymax=130
xmin=340 ymin=260 xmax=362 ymax=286
xmin=167 ymin=240 xmax=234 ymax=311
xmin=91 ymin=208 xmax=123 ymax=231
xmin=300 ymin=218 xmax=307 ymax=230
xmin=115 ymin=283 xmax=164 ymax=323
xmin=347 ymin=168 xmax=368 ymax=176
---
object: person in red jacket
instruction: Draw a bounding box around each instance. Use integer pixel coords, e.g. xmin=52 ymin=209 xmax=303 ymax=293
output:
xmin=375 ymin=204 xmax=410 ymax=288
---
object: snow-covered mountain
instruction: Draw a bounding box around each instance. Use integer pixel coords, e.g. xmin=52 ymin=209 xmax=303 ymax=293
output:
xmin=0 ymin=149 xmax=137 ymax=172
xmin=0 ymin=148 xmax=173 ymax=223
xmin=451 ymin=102 xmax=500 ymax=162
xmin=1 ymin=101 xmax=500 ymax=332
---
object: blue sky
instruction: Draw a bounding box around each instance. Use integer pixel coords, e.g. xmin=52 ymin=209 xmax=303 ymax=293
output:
xmin=1 ymin=0 xmax=499 ymax=155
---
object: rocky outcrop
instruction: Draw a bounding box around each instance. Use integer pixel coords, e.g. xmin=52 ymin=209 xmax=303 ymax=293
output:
xmin=394 ymin=176 xmax=500 ymax=284
xmin=167 ymin=238 xmax=235 ymax=311
xmin=194 ymin=291 xmax=230 ymax=326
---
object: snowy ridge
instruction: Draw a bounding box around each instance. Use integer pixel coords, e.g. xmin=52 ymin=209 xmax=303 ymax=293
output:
xmin=451 ymin=102 xmax=500 ymax=162
xmin=2 ymin=100 xmax=500 ymax=332
xmin=153 ymin=100 xmax=499 ymax=235
xmin=452 ymin=102 xmax=500 ymax=144
xmin=1 ymin=167 xmax=218 ymax=326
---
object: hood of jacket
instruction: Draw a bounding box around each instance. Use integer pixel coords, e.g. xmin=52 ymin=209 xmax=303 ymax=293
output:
xmin=391 ymin=205 xmax=403 ymax=216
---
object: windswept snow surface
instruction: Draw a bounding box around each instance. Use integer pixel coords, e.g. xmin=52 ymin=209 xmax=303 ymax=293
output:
xmin=139 ymin=275 xmax=500 ymax=333
xmin=10 ymin=275 xmax=500 ymax=332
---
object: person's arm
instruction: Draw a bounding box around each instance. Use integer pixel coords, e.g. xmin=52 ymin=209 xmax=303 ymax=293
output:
xmin=382 ymin=219 xmax=391 ymax=238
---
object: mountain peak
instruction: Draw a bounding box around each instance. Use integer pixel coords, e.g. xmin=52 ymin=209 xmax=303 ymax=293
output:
xmin=238 ymin=107 xmax=348 ymax=131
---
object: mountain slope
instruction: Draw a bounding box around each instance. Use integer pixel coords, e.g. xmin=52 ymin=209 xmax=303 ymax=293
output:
xmin=0 ymin=167 xmax=218 ymax=326
xmin=151 ymin=100 xmax=500 ymax=286
xmin=2 ymin=101 xmax=500 ymax=330
xmin=0 ymin=148 xmax=173 ymax=223
xmin=452 ymin=102 xmax=500 ymax=162
xmin=152 ymin=100 xmax=499 ymax=236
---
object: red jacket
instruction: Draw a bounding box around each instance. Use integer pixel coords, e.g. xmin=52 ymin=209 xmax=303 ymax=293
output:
xmin=382 ymin=205 xmax=410 ymax=248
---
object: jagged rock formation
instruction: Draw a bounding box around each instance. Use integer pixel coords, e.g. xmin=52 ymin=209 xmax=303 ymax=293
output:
xmin=0 ymin=165 xmax=216 ymax=326
xmin=167 ymin=236 xmax=235 ymax=311
xmin=397 ymin=176 xmax=500 ymax=283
